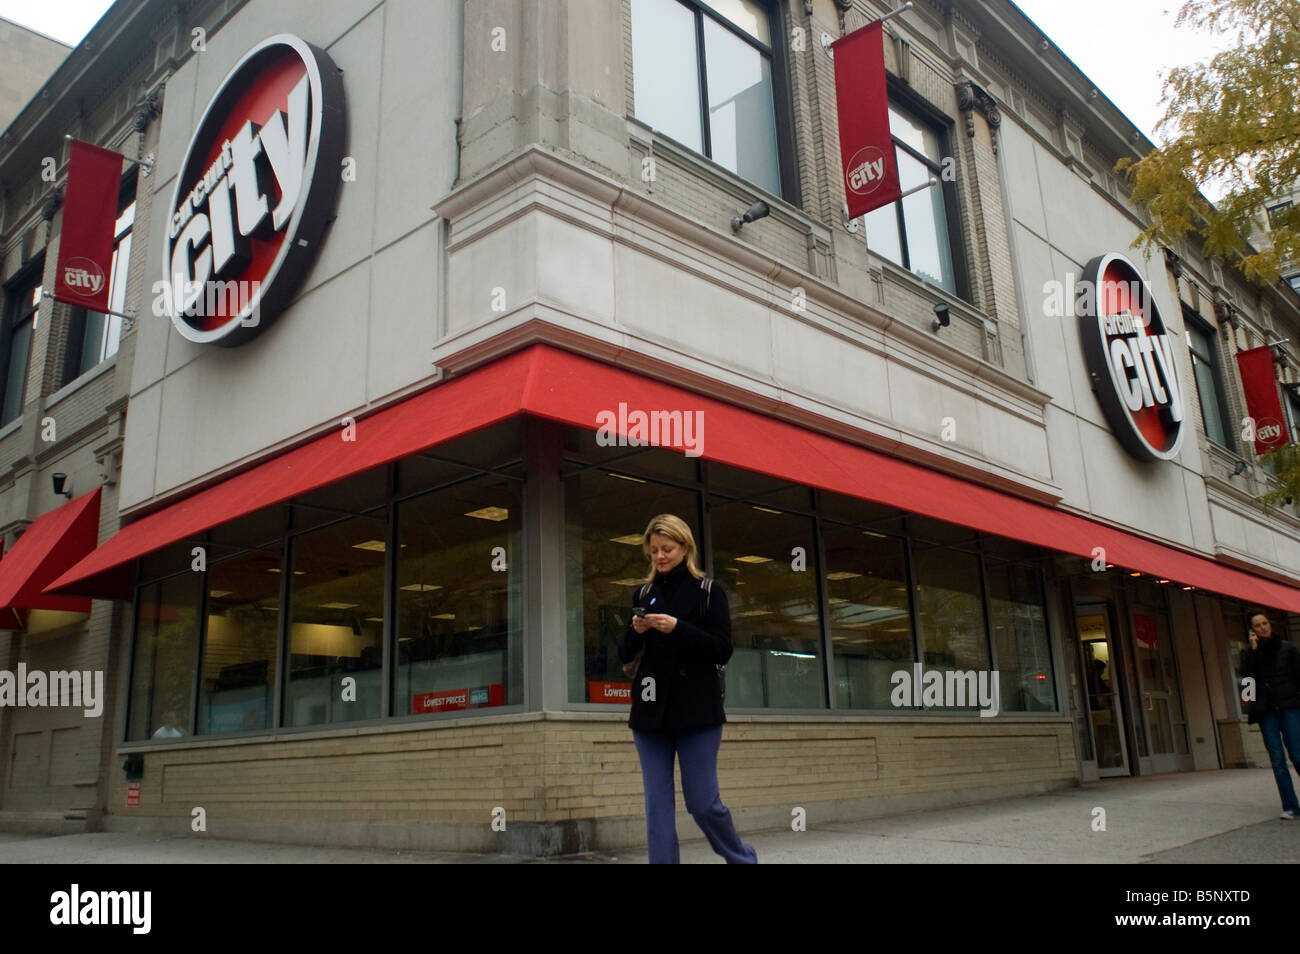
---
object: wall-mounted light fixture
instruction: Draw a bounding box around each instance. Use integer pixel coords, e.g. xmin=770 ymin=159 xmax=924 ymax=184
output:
xmin=51 ymin=473 xmax=72 ymax=499
xmin=731 ymin=199 xmax=770 ymax=233
xmin=931 ymin=302 xmax=950 ymax=332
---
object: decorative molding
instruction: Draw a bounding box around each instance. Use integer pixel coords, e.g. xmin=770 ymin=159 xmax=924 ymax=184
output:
xmin=132 ymin=86 xmax=162 ymax=134
xmin=39 ymin=186 xmax=63 ymax=222
xmin=955 ymin=79 xmax=1001 ymax=152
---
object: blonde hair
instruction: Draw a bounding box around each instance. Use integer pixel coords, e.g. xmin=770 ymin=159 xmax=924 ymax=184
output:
xmin=640 ymin=513 xmax=705 ymax=585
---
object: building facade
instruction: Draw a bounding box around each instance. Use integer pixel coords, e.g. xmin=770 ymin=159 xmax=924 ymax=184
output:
xmin=1 ymin=0 xmax=1299 ymax=854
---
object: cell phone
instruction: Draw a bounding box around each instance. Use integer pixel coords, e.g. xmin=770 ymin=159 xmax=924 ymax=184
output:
xmin=633 ymin=606 xmax=647 ymax=617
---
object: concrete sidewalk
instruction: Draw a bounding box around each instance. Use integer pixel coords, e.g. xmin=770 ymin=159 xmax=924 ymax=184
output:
xmin=1 ymin=768 xmax=1296 ymax=863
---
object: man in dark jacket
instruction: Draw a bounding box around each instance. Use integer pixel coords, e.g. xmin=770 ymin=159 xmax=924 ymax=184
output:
xmin=1239 ymin=609 xmax=1300 ymax=819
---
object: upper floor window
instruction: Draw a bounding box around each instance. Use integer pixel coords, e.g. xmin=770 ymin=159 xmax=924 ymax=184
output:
xmin=631 ymin=0 xmax=789 ymax=199
xmin=863 ymin=101 xmax=962 ymax=297
xmin=0 ymin=261 xmax=41 ymax=427
xmin=64 ymin=183 xmax=134 ymax=384
xmin=1183 ymin=312 xmax=1233 ymax=449
xmin=1284 ymin=272 xmax=1300 ymax=296
xmin=1267 ymin=200 xmax=1293 ymax=230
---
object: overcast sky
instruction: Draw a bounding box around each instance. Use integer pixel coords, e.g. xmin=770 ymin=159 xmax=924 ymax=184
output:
xmin=2 ymin=0 xmax=1237 ymax=145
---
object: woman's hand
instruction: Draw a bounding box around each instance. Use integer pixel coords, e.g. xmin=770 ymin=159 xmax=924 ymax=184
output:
xmin=632 ymin=614 xmax=652 ymax=634
xmin=643 ymin=613 xmax=677 ymax=633
xmin=1249 ymin=634 xmax=1258 ymax=650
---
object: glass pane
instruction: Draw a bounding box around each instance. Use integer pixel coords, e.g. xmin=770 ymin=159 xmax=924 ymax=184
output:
xmin=284 ymin=515 xmax=387 ymax=726
xmin=703 ymin=17 xmax=780 ymax=195
xmin=712 ymin=498 xmax=824 ymax=708
xmin=563 ymin=425 xmax=700 ymax=484
xmin=987 ymin=563 xmax=1056 ymax=711
xmin=889 ymin=105 xmax=943 ymax=162
xmin=199 ymin=548 xmax=282 ymax=734
xmin=78 ymin=309 xmax=108 ymax=377
xmin=864 ymin=201 xmax=903 ymax=266
xmin=913 ymin=544 xmax=990 ymax=691
xmin=1193 ymin=360 xmax=1228 ymax=445
xmin=2 ymin=319 xmax=31 ymax=424
xmin=128 ymin=576 xmax=201 ymax=740
xmin=632 ymin=0 xmax=704 ymax=152
xmin=395 ymin=474 xmax=522 ymax=715
xmin=704 ymin=0 xmax=769 ymax=43
xmin=900 ymin=152 xmax=956 ymax=293
xmin=824 ymin=524 xmax=912 ymax=709
xmin=1078 ymin=616 xmax=1124 ymax=768
xmin=707 ymin=460 xmax=809 ymax=510
xmin=565 ymin=470 xmax=700 ymax=704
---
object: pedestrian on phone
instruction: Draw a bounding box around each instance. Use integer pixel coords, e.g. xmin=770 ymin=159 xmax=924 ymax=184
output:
xmin=619 ymin=513 xmax=757 ymax=863
xmin=1240 ymin=608 xmax=1300 ymax=819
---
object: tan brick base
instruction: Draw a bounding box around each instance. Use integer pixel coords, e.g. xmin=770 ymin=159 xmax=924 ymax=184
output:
xmin=100 ymin=711 xmax=1081 ymax=855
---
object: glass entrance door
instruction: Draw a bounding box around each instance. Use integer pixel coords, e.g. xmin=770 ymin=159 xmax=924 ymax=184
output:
xmin=1131 ymin=609 xmax=1190 ymax=773
xmin=1076 ymin=605 xmax=1130 ymax=777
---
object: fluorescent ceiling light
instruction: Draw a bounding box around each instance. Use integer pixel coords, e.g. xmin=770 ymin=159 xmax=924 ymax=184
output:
xmin=319 ymin=602 xmax=358 ymax=610
xmin=208 ymin=590 xmax=232 ymax=598
xmin=608 ymin=473 xmax=646 ymax=483
xmin=431 ymin=613 xmax=455 ymax=620
xmin=751 ymin=505 xmax=782 ymax=514
xmin=610 ymin=534 xmax=644 ymax=545
xmin=735 ymin=555 xmax=772 ymax=564
xmin=400 ymin=583 xmax=442 ymax=592
xmin=826 ymin=571 xmax=861 ymax=580
xmin=464 ymin=506 xmax=509 ymax=521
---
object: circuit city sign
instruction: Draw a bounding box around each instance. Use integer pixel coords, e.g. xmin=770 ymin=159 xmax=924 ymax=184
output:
xmin=162 ymin=35 xmax=345 ymax=346
xmin=1077 ymin=253 xmax=1185 ymax=461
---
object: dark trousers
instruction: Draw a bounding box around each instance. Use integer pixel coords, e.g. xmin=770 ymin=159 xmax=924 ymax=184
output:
xmin=632 ymin=724 xmax=757 ymax=864
xmin=1258 ymin=707 xmax=1300 ymax=814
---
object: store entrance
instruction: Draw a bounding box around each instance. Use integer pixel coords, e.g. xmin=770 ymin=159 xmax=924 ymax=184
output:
xmin=1075 ymin=603 xmax=1131 ymax=777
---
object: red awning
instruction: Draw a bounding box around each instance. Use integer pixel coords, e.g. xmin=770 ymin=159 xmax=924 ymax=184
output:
xmin=47 ymin=345 xmax=1300 ymax=613
xmin=0 ymin=487 xmax=101 ymax=613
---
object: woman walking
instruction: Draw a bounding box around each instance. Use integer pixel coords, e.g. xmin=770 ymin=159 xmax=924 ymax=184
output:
xmin=619 ymin=513 xmax=757 ymax=863
xmin=1241 ymin=608 xmax=1300 ymax=819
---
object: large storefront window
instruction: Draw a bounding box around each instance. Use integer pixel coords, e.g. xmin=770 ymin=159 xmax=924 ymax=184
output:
xmin=823 ymin=522 xmax=911 ymax=709
xmin=910 ymin=519 xmax=990 ymax=683
xmin=710 ymin=493 xmax=823 ymax=709
xmin=125 ymin=422 xmax=524 ymax=741
xmin=285 ymin=514 xmax=387 ymax=726
xmin=395 ymin=473 xmax=522 ymax=715
xmin=986 ymin=559 xmax=1056 ymax=712
xmin=565 ymin=462 xmax=700 ymax=705
xmin=128 ymin=574 xmax=201 ymax=740
xmin=561 ymin=431 xmax=1058 ymax=716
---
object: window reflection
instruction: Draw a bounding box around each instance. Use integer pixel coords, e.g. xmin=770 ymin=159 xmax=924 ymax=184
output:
xmin=565 ymin=468 xmax=699 ymax=704
xmin=128 ymin=576 xmax=200 ymax=740
xmin=395 ymin=475 xmax=522 ymax=715
xmin=825 ymin=524 xmax=912 ymax=709
xmin=711 ymin=499 xmax=823 ymax=708
xmin=199 ymin=548 xmax=282 ymax=734
xmin=285 ymin=515 xmax=386 ymax=726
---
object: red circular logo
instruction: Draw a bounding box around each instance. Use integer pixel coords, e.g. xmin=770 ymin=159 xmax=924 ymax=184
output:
xmin=162 ymin=35 xmax=345 ymax=346
xmin=846 ymin=145 xmax=887 ymax=196
xmin=1078 ymin=253 xmax=1185 ymax=461
xmin=61 ymin=257 xmax=107 ymax=299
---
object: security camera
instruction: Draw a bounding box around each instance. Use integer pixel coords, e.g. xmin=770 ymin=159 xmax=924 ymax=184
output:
xmin=932 ymin=302 xmax=951 ymax=332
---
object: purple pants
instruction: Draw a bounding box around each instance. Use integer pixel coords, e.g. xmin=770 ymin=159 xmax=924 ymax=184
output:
xmin=632 ymin=724 xmax=758 ymax=864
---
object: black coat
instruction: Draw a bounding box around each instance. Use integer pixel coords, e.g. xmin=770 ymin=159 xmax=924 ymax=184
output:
xmin=618 ymin=561 xmax=733 ymax=731
xmin=1241 ymin=636 xmax=1300 ymax=723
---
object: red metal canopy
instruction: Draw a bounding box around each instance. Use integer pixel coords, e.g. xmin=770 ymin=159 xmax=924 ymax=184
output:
xmin=46 ymin=345 xmax=1300 ymax=613
xmin=1 ymin=487 xmax=101 ymax=613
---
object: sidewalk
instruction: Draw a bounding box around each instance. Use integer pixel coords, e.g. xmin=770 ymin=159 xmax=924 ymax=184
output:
xmin=1 ymin=769 xmax=1296 ymax=863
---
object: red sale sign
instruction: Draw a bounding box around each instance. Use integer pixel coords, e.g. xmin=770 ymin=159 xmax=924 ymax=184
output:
xmin=831 ymin=21 xmax=901 ymax=219
xmin=587 ymin=680 xmax=632 ymax=704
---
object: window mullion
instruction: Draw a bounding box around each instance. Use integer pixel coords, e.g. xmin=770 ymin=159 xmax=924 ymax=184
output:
xmin=695 ymin=7 xmax=711 ymax=158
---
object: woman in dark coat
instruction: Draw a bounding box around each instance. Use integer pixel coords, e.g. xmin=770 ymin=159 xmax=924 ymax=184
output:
xmin=619 ymin=513 xmax=757 ymax=863
xmin=1240 ymin=608 xmax=1300 ymax=819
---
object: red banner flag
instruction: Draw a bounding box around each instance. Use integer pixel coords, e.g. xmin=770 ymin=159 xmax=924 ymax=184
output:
xmin=52 ymin=139 xmax=123 ymax=313
xmin=1235 ymin=345 xmax=1287 ymax=454
xmin=832 ymin=21 xmax=901 ymax=219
